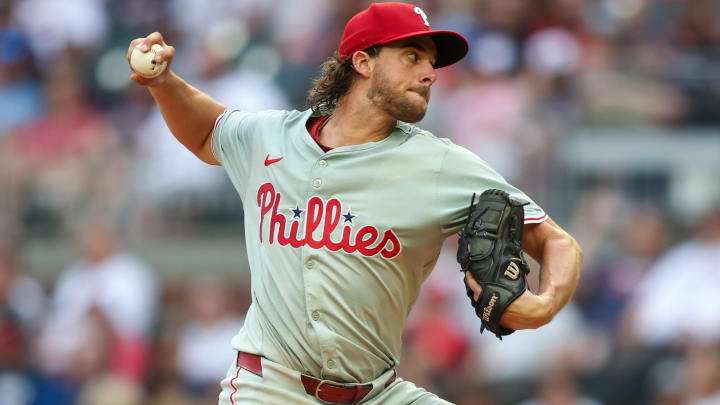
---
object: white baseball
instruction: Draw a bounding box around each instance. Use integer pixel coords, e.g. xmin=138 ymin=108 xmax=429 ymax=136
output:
xmin=130 ymin=43 xmax=167 ymax=78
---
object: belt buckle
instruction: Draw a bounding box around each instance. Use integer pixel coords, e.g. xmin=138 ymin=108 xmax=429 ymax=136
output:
xmin=315 ymin=379 xmax=350 ymax=402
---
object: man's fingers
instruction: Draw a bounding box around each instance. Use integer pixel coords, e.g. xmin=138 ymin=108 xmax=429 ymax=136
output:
xmin=130 ymin=73 xmax=151 ymax=85
xmin=130 ymin=73 xmax=143 ymax=84
xmin=465 ymin=271 xmax=482 ymax=301
xmin=128 ymin=32 xmax=166 ymax=62
xmin=144 ymin=32 xmax=165 ymax=48
xmin=127 ymin=38 xmax=144 ymax=61
xmin=154 ymin=45 xmax=174 ymax=64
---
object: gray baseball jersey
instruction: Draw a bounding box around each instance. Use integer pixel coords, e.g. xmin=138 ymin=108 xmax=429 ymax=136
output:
xmin=211 ymin=108 xmax=547 ymax=384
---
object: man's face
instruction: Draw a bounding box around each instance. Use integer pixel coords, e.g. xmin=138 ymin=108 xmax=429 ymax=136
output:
xmin=366 ymin=36 xmax=438 ymax=123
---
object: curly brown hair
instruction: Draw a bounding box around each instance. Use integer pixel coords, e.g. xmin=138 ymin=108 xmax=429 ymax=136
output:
xmin=307 ymin=46 xmax=381 ymax=112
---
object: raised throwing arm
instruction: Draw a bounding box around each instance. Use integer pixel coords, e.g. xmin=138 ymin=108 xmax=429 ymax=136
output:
xmin=127 ymin=32 xmax=226 ymax=165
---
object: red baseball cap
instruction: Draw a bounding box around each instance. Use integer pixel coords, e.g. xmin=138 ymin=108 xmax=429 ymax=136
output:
xmin=339 ymin=2 xmax=469 ymax=69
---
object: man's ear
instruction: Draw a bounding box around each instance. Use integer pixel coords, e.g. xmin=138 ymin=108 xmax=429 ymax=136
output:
xmin=352 ymin=50 xmax=374 ymax=78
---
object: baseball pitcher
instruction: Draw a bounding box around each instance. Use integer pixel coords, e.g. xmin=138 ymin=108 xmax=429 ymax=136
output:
xmin=127 ymin=3 xmax=583 ymax=404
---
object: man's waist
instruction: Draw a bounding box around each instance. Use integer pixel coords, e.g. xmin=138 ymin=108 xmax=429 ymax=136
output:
xmin=258 ymin=343 xmax=394 ymax=384
xmin=236 ymin=313 xmax=397 ymax=382
xmin=236 ymin=351 xmax=397 ymax=404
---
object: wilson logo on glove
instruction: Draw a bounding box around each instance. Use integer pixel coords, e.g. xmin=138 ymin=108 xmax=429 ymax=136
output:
xmin=482 ymin=293 xmax=499 ymax=322
xmin=504 ymin=262 xmax=521 ymax=280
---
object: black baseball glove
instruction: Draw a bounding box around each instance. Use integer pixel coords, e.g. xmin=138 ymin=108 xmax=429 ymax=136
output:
xmin=457 ymin=189 xmax=530 ymax=339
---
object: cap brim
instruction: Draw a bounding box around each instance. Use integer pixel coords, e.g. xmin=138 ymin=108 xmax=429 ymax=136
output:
xmin=375 ymin=30 xmax=469 ymax=68
xmin=428 ymin=31 xmax=470 ymax=68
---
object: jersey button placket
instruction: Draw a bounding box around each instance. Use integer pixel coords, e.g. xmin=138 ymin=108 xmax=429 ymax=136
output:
xmin=300 ymin=249 xmax=327 ymax=369
xmin=306 ymin=157 xmax=334 ymax=373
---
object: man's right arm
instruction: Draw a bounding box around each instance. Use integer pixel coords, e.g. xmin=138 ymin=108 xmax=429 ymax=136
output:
xmin=127 ymin=32 xmax=226 ymax=165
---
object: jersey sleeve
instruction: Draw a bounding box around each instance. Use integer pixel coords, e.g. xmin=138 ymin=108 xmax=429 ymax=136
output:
xmin=436 ymin=142 xmax=548 ymax=237
xmin=211 ymin=109 xmax=257 ymax=167
xmin=210 ymin=109 xmax=260 ymax=199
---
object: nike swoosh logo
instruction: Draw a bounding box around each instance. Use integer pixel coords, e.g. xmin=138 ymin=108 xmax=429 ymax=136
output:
xmin=264 ymin=155 xmax=283 ymax=166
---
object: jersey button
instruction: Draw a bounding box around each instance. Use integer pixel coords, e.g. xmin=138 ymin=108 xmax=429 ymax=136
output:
xmin=318 ymin=160 xmax=327 ymax=168
xmin=305 ymin=260 xmax=315 ymax=269
xmin=327 ymin=359 xmax=335 ymax=369
xmin=312 ymin=179 xmax=322 ymax=188
xmin=311 ymin=311 xmax=320 ymax=321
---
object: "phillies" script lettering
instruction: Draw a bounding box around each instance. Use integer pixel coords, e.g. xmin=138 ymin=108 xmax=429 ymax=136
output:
xmin=256 ymin=182 xmax=401 ymax=259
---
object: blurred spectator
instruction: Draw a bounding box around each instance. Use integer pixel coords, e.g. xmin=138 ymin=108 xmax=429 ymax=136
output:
xmin=577 ymin=205 xmax=669 ymax=337
xmin=36 ymin=219 xmax=159 ymax=384
xmin=31 ymin=306 xmax=113 ymax=405
xmin=567 ymin=188 xmax=629 ymax=272
xmin=0 ymin=308 xmax=34 ymax=405
xmin=578 ymin=58 xmax=688 ymax=126
xmin=668 ymin=0 xmax=720 ymax=124
xmin=401 ymin=284 xmax=471 ymax=395
xmin=0 ymin=242 xmax=46 ymax=336
xmin=646 ymin=339 xmax=720 ymax=405
xmin=77 ymin=368 xmax=146 ymax=405
xmin=474 ymin=302 xmax=589 ymax=383
xmin=11 ymin=0 xmax=108 ymax=63
xmin=478 ymin=0 xmax=530 ymax=35
xmin=176 ymin=277 xmax=244 ymax=399
xmin=442 ymin=62 xmax=543 ymax=184
xmin=628 ymin=207 xmax=720 ymax=345
xmin=518 ymin=367 xmax=603 ymax=405
xmin=445 ymin=380 xmax=499 ymax=405
xmin=680 ymin=340 xmax=720 ymax=405
xmin=437 ymin=0 xmax=566 ymax=193
xmin=106 ymin=0 xmax=168 ymax=35
xmin=168 ymin=0 xmax=274 ymax=47
xmin=0 ymin=57 xmax=127 ymax=236
xmin=269 ymin=0 xmax=332 ymax=63
xmin=0 ymin=4 xmax=43 ymax=137
xmin=576 ymin=14 xmax=689 ymax=127
xmin=463 ymin=0 xmax=530 ymax=79
xmin=0 ymin=245 xmax=43 ymax=404
xmin=144 ymin=283 xmax=196 ymax=405
xmin=527 ymin=0 xmax=594 ymax=45
xmin=412 ymin=236 xmax=473 ymax=337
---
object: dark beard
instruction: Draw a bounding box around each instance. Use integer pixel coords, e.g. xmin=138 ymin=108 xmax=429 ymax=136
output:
xmin=366 ymin=70 xmax=430 ymax=123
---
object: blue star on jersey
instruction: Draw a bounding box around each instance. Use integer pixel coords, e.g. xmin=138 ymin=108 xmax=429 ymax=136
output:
xmin=343 ymin=210 xmax=356 ymax=224
xmin=292 ymin=205 xmax=304 ymax=219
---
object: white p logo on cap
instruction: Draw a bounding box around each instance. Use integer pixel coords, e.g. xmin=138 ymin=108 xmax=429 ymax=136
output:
xmin=414 ymin=7 xmax=430 ymax=26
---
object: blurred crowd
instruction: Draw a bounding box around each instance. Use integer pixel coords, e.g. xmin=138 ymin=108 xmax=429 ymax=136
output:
xmin=1 ymin=0 xmax=720 ymax=404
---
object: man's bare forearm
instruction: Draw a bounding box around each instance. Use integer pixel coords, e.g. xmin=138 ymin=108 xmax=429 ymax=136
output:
xmin=498 ymin=219 xmax=583 ymax=330
xmin=537 ymin=233 xmax=583 ymax=318
xmin=148 ymin=72 xmax=226 ymax=164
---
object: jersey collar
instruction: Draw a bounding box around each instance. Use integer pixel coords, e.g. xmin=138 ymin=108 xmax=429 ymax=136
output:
xmin=302 ymin=108 xmax=412 ymax=155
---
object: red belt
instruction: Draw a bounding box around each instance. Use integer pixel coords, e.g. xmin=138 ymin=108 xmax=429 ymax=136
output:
xmin=236 ymin=351 xmax=397 ymax=404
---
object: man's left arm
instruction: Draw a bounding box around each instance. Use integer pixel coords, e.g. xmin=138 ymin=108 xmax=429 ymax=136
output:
xmin=508 ymin=218 xmax=583 ymax=329
xmin=467 ymin=217 xmax=583 ymax=330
